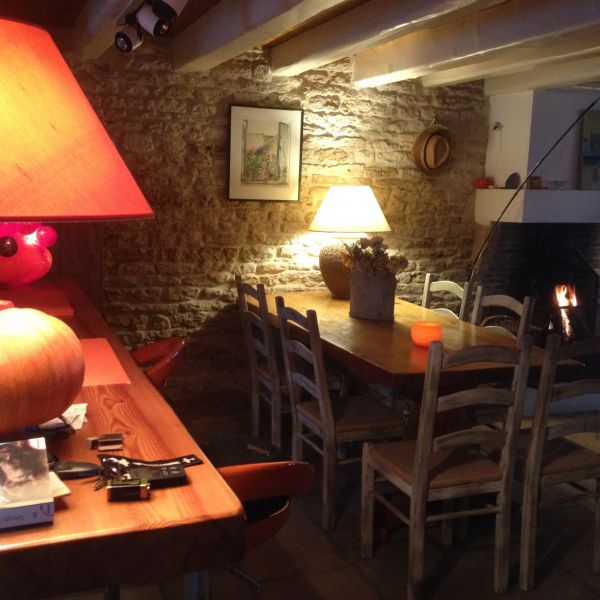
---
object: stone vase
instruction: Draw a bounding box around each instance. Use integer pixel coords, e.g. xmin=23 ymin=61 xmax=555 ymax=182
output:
xmin=349 ymin=268 xmax=397 ymax=321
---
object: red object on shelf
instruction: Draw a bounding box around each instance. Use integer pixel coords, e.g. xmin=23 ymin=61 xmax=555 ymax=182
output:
xmin=411 ymin=321 xmax=443 ymax=347
xmin=476 ymin=177 xmax=491 ymax=189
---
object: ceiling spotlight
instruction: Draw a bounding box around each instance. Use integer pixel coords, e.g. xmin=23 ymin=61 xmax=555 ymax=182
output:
xmin=114 ymin=24 xmax=143 ymax=53
xmin=137 ymin=4 xmax=171 ymax=37
xmin=153 ymin=0 xmax=189 ymax=19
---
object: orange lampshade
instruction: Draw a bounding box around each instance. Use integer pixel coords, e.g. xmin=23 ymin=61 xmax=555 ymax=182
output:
xmin=0 ymin=18 xmax=153 ymax=221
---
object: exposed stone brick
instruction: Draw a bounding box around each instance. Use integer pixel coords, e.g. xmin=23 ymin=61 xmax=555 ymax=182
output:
xmin=69 ymin=43 xmax=488 ymax=411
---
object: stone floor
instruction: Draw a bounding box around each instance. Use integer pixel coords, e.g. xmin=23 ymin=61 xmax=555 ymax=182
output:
xmin=51 ymin=381 xmax=600 ymax=600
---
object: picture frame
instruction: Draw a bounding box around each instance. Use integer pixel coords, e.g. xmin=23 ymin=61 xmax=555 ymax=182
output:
xmin=228 ymin=104 xmax=303 ymax=201
xmin=581 ymin=110 xmax=600 ymax=190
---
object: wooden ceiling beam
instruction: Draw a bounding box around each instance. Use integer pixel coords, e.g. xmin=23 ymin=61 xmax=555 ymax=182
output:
xmin=172 ymin=0 xmax=347 ymax=73
xmin=269 ymin=0 xmax=505 ymax=77
xmin=352 ymin=0 xmax=600 ymax=88
xmin=421 ymin=33 xmax=600 ymax=88
xmin=484 ymin=55 xmax=600 ymax=95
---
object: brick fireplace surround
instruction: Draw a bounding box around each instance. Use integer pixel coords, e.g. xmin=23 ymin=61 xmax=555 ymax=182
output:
xmin=473 ymin=223 xmax=600 ymax=339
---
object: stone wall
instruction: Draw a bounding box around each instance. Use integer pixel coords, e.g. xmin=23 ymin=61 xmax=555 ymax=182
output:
xmin=69 ymin=42 xmax=488 ymax=413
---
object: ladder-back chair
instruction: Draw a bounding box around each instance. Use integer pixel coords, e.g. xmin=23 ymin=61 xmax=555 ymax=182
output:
xmin=520 ymin=333 xmax=600 ymax=591
xmin=421 ymin=273 xmax=473 ymax=321
xmin=471 ymin=286 xmax=535 ymax=339
xmin=276 ymin=296 xmax=406 ymax=531
xmin=361 ymin=337 xmax=533 ymax=599
xmin=235 ymin=275 xmax=285 ymax=449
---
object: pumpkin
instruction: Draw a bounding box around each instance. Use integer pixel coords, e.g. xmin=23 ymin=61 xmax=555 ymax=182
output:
xmin=0 ymin=307 xmax=84 ymax=434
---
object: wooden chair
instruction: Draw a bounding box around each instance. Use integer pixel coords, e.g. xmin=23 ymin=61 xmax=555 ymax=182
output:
xmin=519 ymin=333 xmax=600 ymax=591
xmin=276 ymin=296 xmax=407 ymax=531
xmin=361 ymin=337 xmax=533 ymax=599
xmin=421 ymin=273 xmax=473 ymax=321
xmin=235 ymin=275 xmax=285 ymax=449
xmin=471 ymin=285 xmax=535 ymax=339
xmin=130 ymin=336 xmax=185 ymax=390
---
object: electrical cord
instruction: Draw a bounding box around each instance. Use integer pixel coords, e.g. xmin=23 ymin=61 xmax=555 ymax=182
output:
xmin=469 ymin=95 xmax=600 ymax=283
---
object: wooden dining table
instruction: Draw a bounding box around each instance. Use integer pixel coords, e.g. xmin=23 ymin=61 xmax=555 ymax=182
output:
xmin=263 ymin=289 xmax=579 ymax=391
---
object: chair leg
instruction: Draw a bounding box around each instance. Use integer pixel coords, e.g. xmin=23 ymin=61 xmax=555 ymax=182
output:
xmin=270 ymin=390 xmax=282 ymax=449
xmin=361 ymin=443 xmax=375 ymax=558
xmin=291 ymin=419 xmax=303 ymax=460
xmin=184 ymin=571 xmax=210 ymax=600
xmin=494 ymin=494 xmax=512 ymax=594
xmin=250 ymin=387 xmax=260 ymax=438
xmin=594 ymin=478 xmax=600 ymax=573
xmin=323 ymin=439 xmax=337 ymax=531
xmin=103 ymin=586 xmax=119 ymax=600
xmin=519 ymin=483 xmax=540 ymax=591
xmin=408 ymin=500 xmax=426 ymax=600
xmin=440 ymin=500 xmax=454 ymax=547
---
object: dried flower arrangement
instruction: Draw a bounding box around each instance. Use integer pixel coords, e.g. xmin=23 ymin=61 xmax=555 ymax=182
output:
xmin=342 ymin=236 xmax=408 ymax=275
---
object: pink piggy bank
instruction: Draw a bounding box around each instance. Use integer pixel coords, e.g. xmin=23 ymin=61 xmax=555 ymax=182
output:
xmin=0 ymin=223 xmax=58 ymax=287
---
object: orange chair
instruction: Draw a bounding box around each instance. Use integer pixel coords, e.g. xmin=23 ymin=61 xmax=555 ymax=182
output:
xmin=130 ymin=336 xmax=185 ymax=390
xmin=218 ymin=460 xmax=314 ymax=553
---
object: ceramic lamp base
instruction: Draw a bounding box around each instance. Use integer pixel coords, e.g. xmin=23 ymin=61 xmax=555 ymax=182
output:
xmin=319 ymin=241 xmax=350 ymax=298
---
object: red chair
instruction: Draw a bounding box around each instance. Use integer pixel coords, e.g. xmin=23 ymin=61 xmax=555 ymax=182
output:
xmin=130 ymin=336 xmax=185 ymax=390
xmin=218 ymin=460 xmax=314 ymax=553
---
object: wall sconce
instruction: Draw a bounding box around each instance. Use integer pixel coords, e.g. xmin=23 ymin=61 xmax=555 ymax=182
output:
xmin=309 ymin=186 xmax=391 ymax=298
xmin=0 ymin=18 xmax=154 ymax=286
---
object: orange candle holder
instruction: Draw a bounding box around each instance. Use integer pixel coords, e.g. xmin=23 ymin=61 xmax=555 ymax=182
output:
xmin=411 ymin=321 xmax=443 ymax=347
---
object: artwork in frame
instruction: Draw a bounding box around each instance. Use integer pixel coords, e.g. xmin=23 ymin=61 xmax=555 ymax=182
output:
xmin=228 ymin=105 xmax=303 ymax=201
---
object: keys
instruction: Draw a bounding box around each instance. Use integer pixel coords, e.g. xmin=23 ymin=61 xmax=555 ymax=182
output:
xmin=93 ymin=475 xmax=108 ymax=490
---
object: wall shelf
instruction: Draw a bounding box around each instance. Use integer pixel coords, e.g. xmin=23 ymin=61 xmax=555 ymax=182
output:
xmin=475 ymin=188 xmax=600 ymax=224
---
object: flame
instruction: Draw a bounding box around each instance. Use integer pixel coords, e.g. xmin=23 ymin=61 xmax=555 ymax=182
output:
xmin=554 ymin=283 xmax=577 ymax=340
xmin=555 ymin=284 xmax=577 ymax=307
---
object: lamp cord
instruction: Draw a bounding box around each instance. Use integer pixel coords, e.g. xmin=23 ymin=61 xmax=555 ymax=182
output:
xmin=468 ymin=94 xmax=600 ymax=283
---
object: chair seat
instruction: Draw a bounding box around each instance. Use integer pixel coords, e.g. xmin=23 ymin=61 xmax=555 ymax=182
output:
xmin=539 ymin=438 xmax=600 ymax=478
xmin=368 ymin=440 xmax=502 ymax=490
xmin=297 ymin=395 xmax=406 ymax=435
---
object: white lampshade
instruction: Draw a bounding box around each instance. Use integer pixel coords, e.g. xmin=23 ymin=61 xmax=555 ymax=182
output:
xmin=309 ymin=186 xmax=391 ymax=234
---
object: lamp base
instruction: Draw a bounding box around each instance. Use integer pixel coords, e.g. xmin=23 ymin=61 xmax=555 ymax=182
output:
xmin=319 ymin=241 xmax=350 ymax=298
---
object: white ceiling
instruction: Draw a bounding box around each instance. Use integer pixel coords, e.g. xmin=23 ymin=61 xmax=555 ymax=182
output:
xmin=2 ymin=0 xmax=600 ymax=94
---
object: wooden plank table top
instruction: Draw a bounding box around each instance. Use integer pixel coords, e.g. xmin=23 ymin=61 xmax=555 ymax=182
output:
xmin=0 ymin=278 xmax=244 ymax=598
xmin=264 ymin=290 xmax=579 ymax=390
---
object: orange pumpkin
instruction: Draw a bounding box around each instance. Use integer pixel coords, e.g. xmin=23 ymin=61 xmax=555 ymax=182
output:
xmin=0 ymin=307 xmax=84 ymax=434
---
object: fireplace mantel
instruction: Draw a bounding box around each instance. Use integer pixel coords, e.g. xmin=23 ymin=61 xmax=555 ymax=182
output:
xmin=475 ymin=189 xmax=600 ymax=224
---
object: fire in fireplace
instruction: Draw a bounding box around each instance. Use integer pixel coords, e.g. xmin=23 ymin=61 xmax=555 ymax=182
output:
xmin=550 ymin=283 xmax=591 ymax=342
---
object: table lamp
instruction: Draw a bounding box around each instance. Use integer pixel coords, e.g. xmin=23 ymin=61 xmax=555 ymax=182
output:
xmin=0 ymin=18 xmax=154 ymax=287
xmin=309 ymin=186 xmax=391 ymax=298
xmin=0 ymin=18 xmax=153 ymax=435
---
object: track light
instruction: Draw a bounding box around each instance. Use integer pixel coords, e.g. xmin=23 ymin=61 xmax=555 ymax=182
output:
xmin=153 ymin=0 xmax=189 ymax=19
xmin=114 ymin=0 xmax=189 ymax=54
xmin=114 ymin=24 xmax=143 ymax=53
xmin=137 ymin=4 xmax=171 ymax=37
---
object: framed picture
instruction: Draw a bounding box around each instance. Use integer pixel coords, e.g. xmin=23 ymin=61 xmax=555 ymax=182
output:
xmin=228 ymin=104 xmax=303 ymax=201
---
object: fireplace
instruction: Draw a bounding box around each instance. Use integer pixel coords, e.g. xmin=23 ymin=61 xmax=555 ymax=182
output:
xmin=474 ymin=224 xmax=600 ymax=343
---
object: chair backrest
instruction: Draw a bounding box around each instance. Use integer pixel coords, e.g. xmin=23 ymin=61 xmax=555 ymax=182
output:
xmin=275 ymin=296 xmax=334 ymax=434
xmin=412 ymin=337 xmax=532 ymax=499
xmin=421 ymin=273 xmax=473 ymax=321
xmin=470 ymin=285 xmax=535 ymax=339
xmin=528 ymin=334 xmax=600 ymax=454
xmin=130 ymin=336 xmax=186 ymax=390
xmin=235 ymin=275 xmax=281 ymax=395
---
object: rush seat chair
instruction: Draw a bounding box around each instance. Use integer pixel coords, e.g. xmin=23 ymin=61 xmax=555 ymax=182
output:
xmin=519 ymin=333 xmax=600 ymax=591
xmin=421 ymin=273 xmax=473 ymax=321
xmin=276 ymin=296 xmax=406 ymax=531
xmin=361 ymin=337 xmax=533 ymax=599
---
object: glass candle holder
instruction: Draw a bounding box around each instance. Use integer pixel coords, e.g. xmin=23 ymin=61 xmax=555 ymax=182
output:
xmin=411 ymin=321 xmax=443 ymax=347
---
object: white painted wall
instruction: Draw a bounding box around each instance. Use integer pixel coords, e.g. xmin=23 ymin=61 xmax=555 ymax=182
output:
xmin=485 ymin=91 xmax=533 ymax=187
xmin=529 ymin=87 xmax=600 ymax=189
